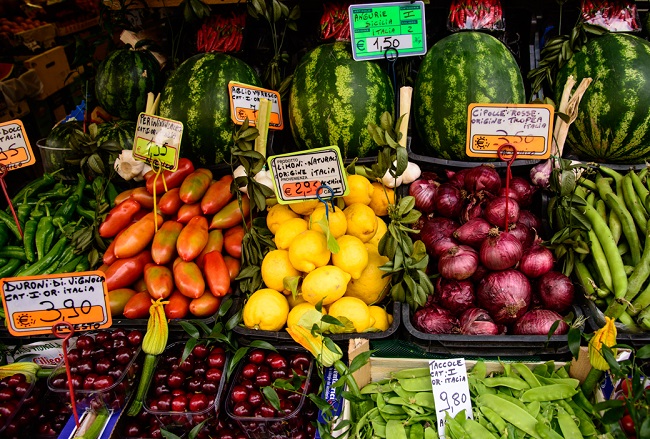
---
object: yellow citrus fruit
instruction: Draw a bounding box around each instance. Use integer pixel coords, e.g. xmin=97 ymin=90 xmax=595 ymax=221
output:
xmin=289 ymin=199 xmax=321 ymax=216
xmin=287 ymin=293 xmax=307 ymax=308
xmin=343 ymin=175 xmax=374 ymax=206
xmin=266 ymin=204 xmax=299 ymax=235
xmin=367 ymin=217 xmax=388 ymax=248
xmin=309 ymin=205 xmax=347 ymax=238
xmin=344 ymin=203 xmax=378 ymax=243
xmin=328 ymin=297 xmax=373 ymax=332
xmin=274 ymin=218 xmax=309 ymax=250
xmin=345 ymin=245 xmax=391 ymax=305
xmin=302 ymin=265 xmax=351 ymax=306
xmin=332 ymin=235 xmax=369 ymax=280
xmin=286 ymin=302 xmax=326 ymax=328
xmin=368 ymin=182 xmax=394 ymax=216
xmin=243 ymin=288 xmax=289 ymax=331
xmin=288 ymin=230 xmax=331 ymax=272
xmin=368 ymin=306 xmax=392 ymax=331
xmin=261 ymin=250 xmax=301 ymax=292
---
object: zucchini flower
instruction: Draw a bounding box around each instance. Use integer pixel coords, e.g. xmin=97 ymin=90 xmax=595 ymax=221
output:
xmin=589 ymin=316 xmax=617 ymax=371
xmin=286 ymin=325 xmax=342 ymax=367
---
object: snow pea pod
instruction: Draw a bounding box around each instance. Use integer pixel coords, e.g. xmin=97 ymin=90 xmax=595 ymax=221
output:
xmin=483 ymin=377 xmax=530 ymax=391
xmin=521 ymin=384 xmax=577 ymax=402
xmin=386 ymin=419 xmax=408 ymax=439
xmin=476 ymin=394 xmax=541 ymax=439
xmin=557 ymin=407 xmax=582 ymax=439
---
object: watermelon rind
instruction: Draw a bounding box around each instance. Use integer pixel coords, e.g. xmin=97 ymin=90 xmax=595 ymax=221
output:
xmin=288 ymin=42 xmax=395 ymax=159
xmin=96 ymin=120 xmax=137 ymax=150
xmin=414 ymin=32 xmax=526 ymax=161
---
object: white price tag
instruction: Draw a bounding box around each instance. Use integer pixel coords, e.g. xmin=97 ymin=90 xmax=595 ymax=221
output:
xmin=429 ymin=358 xmax=473 ymax=438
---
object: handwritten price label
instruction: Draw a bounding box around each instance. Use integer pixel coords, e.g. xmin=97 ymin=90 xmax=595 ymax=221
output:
xmin=429 ymin=359 xmax=472 ymax=438
xmin=282 ymin=180 xmax=322 ymax=197
xmin=228 ymin=82 xmax=284 ymax=130
xmin=0 ymin=120 xmax=35 ymax=171
xmin=0 ymin=271 xmax=112 ymax=336
xmin=133 ymin=113 xmax=183 ymax=171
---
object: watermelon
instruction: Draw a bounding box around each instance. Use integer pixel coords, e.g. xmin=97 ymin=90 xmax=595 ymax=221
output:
xmin=46 ymin=120 xmax=83 ymax=149
xmin=95 ymin=120 xmax=136 ymax=150
xmin=556 ymin=33 xmax=650 ymax=163
xmin=95 ymin=49 xmax=163 ymax=120
xmin=288 ymin=42 xmax=394 ymax=159
xmin=414 ymin=32 xmax=526 ymax=160
xmin=158 ymin=53 xmax=261 ymax=166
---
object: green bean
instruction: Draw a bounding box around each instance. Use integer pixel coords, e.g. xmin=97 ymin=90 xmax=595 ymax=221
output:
xmin=595 ymin=198 xmax=607 ymax=221
xmin=618 ymin=241 xmax=630 ymax=255
xmin=574 ymin=261 xmax=597 ymax=297
xmin=480 ymin=406 xmax=507 ymax=434
xmin=476 ymin=394 xmax=541 ymax=439
xmin=513 ymin=364 xmax=541 ymax=388
xmin=598 ymin=174 xmax=641 ymax=264
xmin=631 ymin=171 xmax=650 ymax=214
xmin=609 ymin=209 xmax=622 ymax=244
xmin=462 ymin=417 xmax=499 ymax=439
xmin=483 ymin=377 xmax=530 ymax=391
xmin=631 ymin=275 xmax=650 ymax=314
xmin=637 ymin=306 xmax=650 ymax=330
xmin=578 ymin=178 xmax=597 ymax=191
xmin=557 ymin=407 xmax=583 ymax=439
xmin=586 ymin=192 xmax=596 ymax=207
xmin=623 ymin=174 xmax=648 ymax=235
xmin=599 ymin=166 xmax=624 ymax=182
xmin=587 ymin=228 xmax=613 ymax=292
xmin=535 ymin=418 xmax=563 ymax=439
xmin=624 ymin=265 xmax=635 ymax=276
xmin=521 ymin=384 xmax=577 ymax=402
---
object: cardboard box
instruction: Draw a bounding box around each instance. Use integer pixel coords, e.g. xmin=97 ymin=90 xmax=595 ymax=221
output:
xmin=16 ymin=24 xmax=56 ymax=49
xmin=23 ymin=46 xmax=75 ymax=99
xmin=0 ymin=100 xmax=29 ymax=123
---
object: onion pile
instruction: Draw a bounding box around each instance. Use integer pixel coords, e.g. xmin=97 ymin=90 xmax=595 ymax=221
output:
xmin=410 ymin=164 xmax=573 ymax=336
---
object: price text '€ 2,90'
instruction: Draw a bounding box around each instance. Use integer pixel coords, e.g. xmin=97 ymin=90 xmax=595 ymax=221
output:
xmin=282 ymin=180 xmax=323 ymax=198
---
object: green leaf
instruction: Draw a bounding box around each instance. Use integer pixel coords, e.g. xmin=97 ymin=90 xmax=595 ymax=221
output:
xmin=228 ymin=347 xmax=250 ymax=378
xmin=400 ymin=210 xmax=421 ymax=225
xmin=288 ymin=4 xmax=300 ymax=20
xmin=568 ymin=327 xmax=582 ymax=360
xmin=379 ymin=112 xmax=393 ymax=131
xmin=87 ymin=153 xmax=105 ymax=174
xmin=309 ymin=393 xmax=334 ymax=412
xmin=187 ymin=419 xmax=208 ymax=439
xmin=559 ymin=170 xmax=576 ymax=197
xmin=601 ymin=406 xmax=626 ymax=424
xmin=349 ymin=350 xmax=373 ymax=374
xmin=321 ymin=315 xmax=344 ymax=326
xmin=636 ymin=344 xmax=650 ymax=359
xmin=262 ymin=386 xmax=282 ymax=411
xmin=249 ymin=340 xmax=277 ymax=352
xmin=225 ymin=310 xmax=241 ymax=331
xmin=395 ymin=146 xmax=408 ymax=176
xmin=181 ymin=337 xmax=198 ymax=364
xmin=179 ymin=321 xmax=200 ymax=339
xmin=271 ymin=0 xmax=281 ymax=21
xmin=217 ymin=296 xmax=233 ymax=319
xmin=283 ymin=275 xmax=301 ymax=297
xmin=398 ymin=196 xmax=416 ymax=217
xmin=161 ymin=428 xmax=182 ymax=439
xmin=324 ymin=337 xmax=340 ymax=354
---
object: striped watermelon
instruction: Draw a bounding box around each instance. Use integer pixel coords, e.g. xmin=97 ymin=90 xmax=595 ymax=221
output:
xmin=288 ymin=42 xmax=394 ymax=159
xmin=414 ymin=32 xmax=526 ymax=160
xmin=95 ymin=49 xmax=162 ymax=120
xmin=96 ymin=120 xmax=136 ymax=150
xmin=158 ymin=53 xmax=261 ymax=166
xmin=46 ymin=120 xmax=83 ymax=149
xmin=556 ymin=33 xmax=650 ymax=163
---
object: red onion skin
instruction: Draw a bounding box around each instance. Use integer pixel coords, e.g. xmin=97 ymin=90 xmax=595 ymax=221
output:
xmin=439 ymin=245 xmax=479 ymax=280
xmin=537 ymin=271 xmax=575 ymax=314
xmin=471 ymin=265 xmax=489 ymax=283
xmin=518 ymin=210 xmax=542 ymax=233
xmin=431 ymin=237 xmax=459 ymax=259
xmin=499 ymin=186 xmax=521 ymax=202
xmin=514 ymin=309 xmax=569 ymax=335
xmin=460 ymin=193 xmax=492 ymax=223
xmin=459 ymin=308 xmax=501 ymax=335
xmin=413 ymin=305 xmax=459 ymax=334
xmin=421 ymin=217 xmax=459 ymax=255
xmin=485 ymin=196 xmax=520 ymax=228
xmin=509 ymin=222 xmax=535 ymax=249
xmin=480 ymin=231 xmax=523 ymax=271
xmin=519 ymin=244 xmax=554 ymax=278
xmin=477 ymin=269 xmax=531 ymax=324
xmin=454 ymin=218 xmax=492 ymax=249
xmin=435 ymin=277 xmax=475 ymax=316
xmin=509 ymin=177 xmax=535 ymax=207
xmin=465 ymin=165 xmax=501 ymax=195
xmin=434 ymin=183 xmax=463 ymax=218
xmin=410 ymin=175 xmax=438 ymax=214
xmin=447 ymin=168 xmax=470 ymax=189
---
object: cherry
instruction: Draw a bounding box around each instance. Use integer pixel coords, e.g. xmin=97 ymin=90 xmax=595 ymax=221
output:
xmin=179 ymin=357 xmax=195 ymax=373
xmin=157 ymin=394 xmax=172 ymax=411
xmin=94 ymin=331 xmax=109 ymax=344
xmin=154 ymin=369 xmax=168 ymax=384
xmin=193 ymin=363 xmax=207 ymax=377
xmin=0 ymin=401 xmax=17 ymax=417
xmin=126 ymin=329 xmax=143 ymax=346
xmin=187 ymin=376 xmax=203 ymax=393
xmin=259 ymin=403 xmax=276 ymax=418
xmin=112 ymin=336 xmax=128 ymax=350
xmin=0 ymin=388 xmax=13 ymax=401
xmin=77 ymin=359 xmax=94 ymax=375
xmin=230 ymin=384 xmax=248 ymax=403
xmin=248 ymin=389 xmax=263 ymax=407
xmin=290 ymin=354 xmax=311 ymax=372
xmin=111 ymin=328 xmax=127 ymax=339
xmin=207 ymin=351 xmax=227 ymax=369
xmin=202 ymin=381 xmax=218 ymax=395
xmin=167 ymin=370 xmax=186 ymax=389
xmin=255 ymin=370 xmax=272 ymax=387
xmin=83 ymin=373 xmax=99 ymax=391
xmin=188 ymin=393 xmax=210 ymax=411
xmin=108 ymin=366 xmax=126 ymax=381
xmin=241 ymin=363 xmax=258 ymax=380
xmin=272 ymin=368 xmax=288 ymax=380
xmin=115 ymin=347 xmax=133 ymax=365
xmin=192 ymin=344 xmax=209 ymax=359
xmin=95 ymin=358 xmax=111 ymax=374
xmin=240 ymin=379 xmax=254 ymax=391
xmin=171 ymin=388 xmax=186 ymax=397
xmin=280 ymin=399 xmax=295 ymax=416
xmin=248 ymin=349 xmax=266 ymax=365
xmin=171 ymin=395 xmax=188 ymax=412
xmin=76 ymin=335 xmax=94 ymax=349
xmin=267 ymin=352 xmax=288 ymax=370
xmin=205 ymin=368 xmax=222 ymax=383
xmin=93 ymin=375 xmax=114 ymax=390
xmin=66 ymin=348 xmax=80 ymax=365
xmin=232 ymin=401 xmax=252 ymax=417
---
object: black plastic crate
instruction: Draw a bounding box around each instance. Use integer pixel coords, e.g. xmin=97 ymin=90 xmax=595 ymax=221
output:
xmin=581 ymin=300 xmax=650 ymax=350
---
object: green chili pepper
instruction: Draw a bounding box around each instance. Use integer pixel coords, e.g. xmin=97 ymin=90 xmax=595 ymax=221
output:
xmin=14 ymin=237 xmax=67 ymax=277
xmin=36 ymin=216 xmax=55 ymax=260
xmin=0 ymin=211 xmax=22 ymax=241
xmin=0 ymin=224 xmax=9 ymax=248
xmin=56 ymin=255 xmax=85 ymax=274
xmin=10 ymin=171 xmax=59 ymax=206
xmin=0 ymin=259 xmax=22 ymax=278
xmin=52 ymin=195 xmax=80 ymax=228
xmin=23 ymin=219 xmax=38 ymax=263
xmin=75 ymin=204 xmax=95 ymax=222
xmin=17 ymin=203 xmax=32 ymax=227
xmin=29 ymin=199 xmax=51 ymax=221
xmin=0 ymin=246 xmax=27 ymax=261
xmin=75 ymin=257 xmax=90 ymax=272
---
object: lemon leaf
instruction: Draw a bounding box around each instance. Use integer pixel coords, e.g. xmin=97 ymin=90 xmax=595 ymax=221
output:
xmin=316 ymin=216 xmax=339 ymax=254
xmin=283 ymin=275 xmax=301 ymax=298
xmin=327 ymin=316 xmax=356 ymax=334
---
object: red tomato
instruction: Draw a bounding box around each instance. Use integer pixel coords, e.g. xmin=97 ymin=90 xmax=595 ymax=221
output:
xmin=123 ymin=291 xmax=152 ymax=319
xmin=189 ymin=293 xmax=221 ymax=318
xmin=165 ymin=290 xmax=191 ymax=319
xmin=223 ymin=225 xmax=244 ymax=259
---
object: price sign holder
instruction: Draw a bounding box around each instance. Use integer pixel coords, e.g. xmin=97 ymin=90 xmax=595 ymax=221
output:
xmin=133 ymin=113 xmax=183 ymax=171
xmin=0 ymin=271 xmax=112 ymax=337
xmin=267 ymin=146 xmax=349 ymax=204
xmin=429 ymin=358 xmax=473 ymax=438
xmin=349 ymin=1 xmax=427 ymax=61
xmin=228 ymin=82 xmax=284 ymax=130
xmin=0 ymin=120 xmax=36 ymax=171
xmin=466 ymin=103 xmax=554 ymax=159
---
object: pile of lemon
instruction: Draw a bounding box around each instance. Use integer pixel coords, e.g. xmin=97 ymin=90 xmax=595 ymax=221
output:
xmin=243 ymin=175 xmax=395 ymax=334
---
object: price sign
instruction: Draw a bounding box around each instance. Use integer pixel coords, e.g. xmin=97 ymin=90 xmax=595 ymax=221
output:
xmin=228 ymin=82 xmax=284 ymax=130
xmin=133 ymin=113 xmax=183 ymax=171
xmin=466 ymin=103 xmax=554 ymax=159
xmin=0 ymin=271 xmax=112 ymax=336
xmin=267 ymin=146 xmax=349 ymax=204
xmin=429 ymin=358 xmax=472 ymax=438
xmin=0 ymin=120 xmax=35 ymax=171
xmin=349 ymin=1 xmax=427 ymax=61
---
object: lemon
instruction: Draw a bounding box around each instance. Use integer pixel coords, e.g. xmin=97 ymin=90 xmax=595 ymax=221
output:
xmin=368 ymin=182 xmax=394 ymax=216
xmin=261 ymin=250 xmax=301 ymax=292
xmin=287 ymin=293 xmax=307 ymax=308
xmin=309 ymin=204 xmax=347 ymax=238
xmin=288 ymin=230 xmax=331 ymax=272
xmin=267 ymin=204 xmax=300 ymax=234
xmin=368 ymin=306 xmax=392 ymax=331
xmin=332 ymin=235 xmax=368 ymax=279
xmin=274 ymin=218 xmax=309 ymax=250
xmin=345 ymin=245 xmax=391 ymax=305
xmin=302 ymin=265 xmax=351 ymax=306
xmin=289 ymin=199 xmax=321 ymax=215
xmin=343 ymin=175 xmax=374 ymax=206
xmin=286 ymin=302 xmax=326 ymax=328
xmin=367 ymin=217 xmax=388 ymax=248
xmin=328 ymin=297 xmax=373 ymax=332
xmin=344 ymin=203 xmax=378 ymax=243
xmin=243 ymin=288 xmax=289 ymax=331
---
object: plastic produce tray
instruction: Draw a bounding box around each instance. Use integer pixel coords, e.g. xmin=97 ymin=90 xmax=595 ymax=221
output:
xmin=0 ymin=369 xmax=37 ymax=437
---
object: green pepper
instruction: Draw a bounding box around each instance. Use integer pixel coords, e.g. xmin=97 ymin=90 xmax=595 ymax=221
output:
xmin=36 ymin=216 xmax=55 ymax=260
xmin=36 ymin=186 xmax=73 ymax=200
xmin=0 ymin=224 xmax=9 ymax=248
xmin=75 ymin=257 xmax=90 ymax=272
xmin=10 ymin=171 xmax=60 ymax=206
xmin=52 ymin=195 xmax=80 ymax=228
xmin=29 ymin=200 xmax=51 ymax=221
xmin=76 ymin=204 xmax=95 ymax=222
xmin=0 ymin=246 xmax=27 ymax=261
xmin=0 ymin=210 xmax=24 ymax=240
xmin=56 ymin=255 xmax=85 ymax=274
xmin=23 ymin=219 xmax=38 ymax=263
xmin=57 ymin=246 xmax=77 ymax=268
xmin=0 ymin=259 xmax=22 ymax=278
xmin=75 ymin=173 xmax=87 ymax=199
xmin=14 ymin=237 xmax=67 ymax=277
xmin=17 ymin=203 xmax=31 ymax=227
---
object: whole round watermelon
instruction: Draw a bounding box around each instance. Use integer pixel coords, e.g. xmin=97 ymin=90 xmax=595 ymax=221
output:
xmin=556 ymin=33 xmax=650 ymax=163
xmin=46 ymin=120 xmax=83 ymax=149
xmin=289 ymin=42 xmax=394 ymax=159
xmin=95 ymin=49 xmax=163 ymax=120
xmin=414 ymin=32 xmax=526 ymax=160
xmin=96 ymin=120 xmax=136 ymax=150
xmin=158 ymin=53 xmax=261 ymax=166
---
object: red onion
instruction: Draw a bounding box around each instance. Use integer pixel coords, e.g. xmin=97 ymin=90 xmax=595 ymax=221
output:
xmin=431 ymin=237 xmax=459 ymax=259
xmin=435 ymin=277 xmax=475 ymax=316
xmin=477 ymin=270 xmax=531 ymax=324
xmin=480 ymin=229 xmax=523 ymax=271
xmin=421 ymin=217 xmax=459 ymax=255
xmin=413 ymin=305 xmax=459 ymax=334
xmin=434 ymin=183 xmax=463 ymax=218
xmin=517 ymin=211 xmax=542 ymax=233
xmin=537 ymin=271 xmax=575 ymax=314
xmin=509 ymin=222 xmax=535 ymax=249
xmin=439 ymin=245 xmax=479 ymax=280
xmin=519 ymin=244 xmax=554 ymax=278
xmin=453 ymin=218 xmax=492 ymax=249
xmin=509 ymin=177 xmax=535 ymax=207
xmin=464 ymin=165 xmax=501 ymax=195
xmin=409 ymin=173 xmax=439 ymax=214
xmin=460 ymin=308 xmax=501 ymax=335
xmin=460 ymin=193 xmax=492 ymax=223
xmin=499 ymin=186 xmax=520 ymax=201
xmin=514 ymin=309 xmax=569 ymax=335
xmin=471 ymin=265 xmax=489 ymax=283
xmin=446 ymin=168 xmax=470 ymax=189
xmin=485 ymin=196 xmax=520 ymax=228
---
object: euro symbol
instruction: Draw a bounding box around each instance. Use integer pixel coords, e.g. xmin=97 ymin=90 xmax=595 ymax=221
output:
xmin=17 ymin=314 xmax=30 ymax=327
xmin=284 ymin=187 xmax=292 ymax=196
xmin=356 ymin=40 xmax=365 ymax=51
